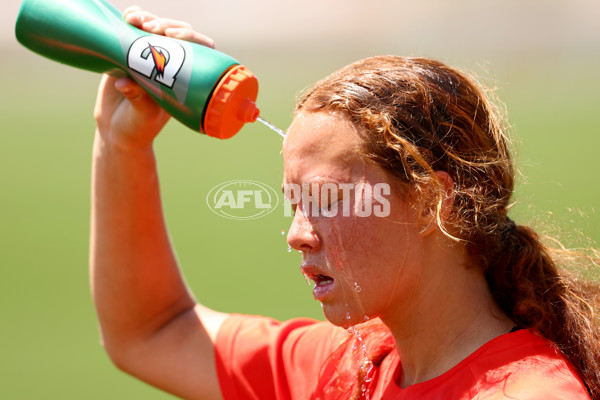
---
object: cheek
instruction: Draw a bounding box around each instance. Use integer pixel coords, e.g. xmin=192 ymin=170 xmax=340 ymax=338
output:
xmin=319 ymin=214 xmax=423 ymax=324
xmin=342 ymin=210 xmax=421 ymax=289
xmin=318 ymin=189 xmax=420 ymax=278
xmin=322 ymin=214 xmax=406 ymax=278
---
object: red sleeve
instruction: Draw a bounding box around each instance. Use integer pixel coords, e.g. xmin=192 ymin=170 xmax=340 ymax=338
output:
xmin=214 ymin=314 xmax=346 ymax=400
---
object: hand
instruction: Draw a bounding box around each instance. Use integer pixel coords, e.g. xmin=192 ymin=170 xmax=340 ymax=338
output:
xmin=93 ymin=7 xmax=215 ymax=150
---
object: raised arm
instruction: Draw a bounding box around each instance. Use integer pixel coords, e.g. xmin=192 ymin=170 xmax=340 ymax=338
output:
xmin=90 ymin=8 xmax=227 ymax=400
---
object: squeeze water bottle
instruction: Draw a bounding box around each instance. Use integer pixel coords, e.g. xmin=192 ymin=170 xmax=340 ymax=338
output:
xmin=15 ymin=0 xmax=260 ymax=139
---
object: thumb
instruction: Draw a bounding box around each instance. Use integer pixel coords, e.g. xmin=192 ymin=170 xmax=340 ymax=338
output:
xmin=114 ymin=77 xmax=161 ymax=115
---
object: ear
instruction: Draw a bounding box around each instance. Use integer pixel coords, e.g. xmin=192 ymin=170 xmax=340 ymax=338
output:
xmin=418 ymin=171 xmax=455 ymax=237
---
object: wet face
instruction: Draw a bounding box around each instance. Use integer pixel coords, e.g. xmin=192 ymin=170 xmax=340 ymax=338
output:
xmin=283 ymin=111 xmax=427 ymax=328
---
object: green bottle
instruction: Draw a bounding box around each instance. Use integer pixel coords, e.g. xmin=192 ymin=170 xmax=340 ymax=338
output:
xmin=15 ymin=0 xmax=260 ymax=139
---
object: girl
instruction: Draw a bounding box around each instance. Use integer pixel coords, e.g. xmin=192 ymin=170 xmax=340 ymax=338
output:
xmin=91 ymin=8 xmax=600 ymax=399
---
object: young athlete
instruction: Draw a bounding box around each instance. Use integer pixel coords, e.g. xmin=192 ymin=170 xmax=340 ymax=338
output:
xmin=90 ymin=7 xmax=600 ymax=400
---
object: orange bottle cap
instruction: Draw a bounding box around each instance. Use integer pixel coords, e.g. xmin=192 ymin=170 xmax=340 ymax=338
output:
xmin=203 ymin=65 xmax=260 ymax=139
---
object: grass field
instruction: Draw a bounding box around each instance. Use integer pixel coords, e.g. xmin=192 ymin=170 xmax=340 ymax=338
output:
xmin=1 ymin=43 xmax=599 ymax=399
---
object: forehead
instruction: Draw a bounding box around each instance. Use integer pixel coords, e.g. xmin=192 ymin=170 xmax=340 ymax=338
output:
xmin=282 ymin=111 xmax=364 ymax=183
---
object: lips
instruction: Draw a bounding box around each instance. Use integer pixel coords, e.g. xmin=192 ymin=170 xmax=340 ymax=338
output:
xmin=301 ymin=263 xmax=335 ymax=300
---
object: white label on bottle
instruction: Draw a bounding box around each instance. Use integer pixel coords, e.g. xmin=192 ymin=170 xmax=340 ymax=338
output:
xmin=127 ymin=35 xmax=185 ymax=89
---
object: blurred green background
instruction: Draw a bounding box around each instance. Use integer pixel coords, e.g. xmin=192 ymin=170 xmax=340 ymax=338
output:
xmin=2 ymin=0 xmax=599 ymax=398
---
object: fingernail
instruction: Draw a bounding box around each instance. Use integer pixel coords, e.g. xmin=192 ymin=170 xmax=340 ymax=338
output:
xmin=142 ymin=20 xmax=157 ymax=29
xmin=115 ymin=80 xmax=132 ymax=95
xmin=125 ymin=14 xmax=138 ymax=24
xmin=167 ymin=28 xmax=184 ymax=37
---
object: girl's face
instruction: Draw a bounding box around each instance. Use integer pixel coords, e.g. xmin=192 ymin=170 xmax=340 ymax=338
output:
xmin=283 ymin=111 xmax=428 ymax=328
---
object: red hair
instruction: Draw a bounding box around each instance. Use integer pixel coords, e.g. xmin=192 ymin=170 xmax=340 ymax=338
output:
xmin=299 ymin=56 xmax=600 ymax=398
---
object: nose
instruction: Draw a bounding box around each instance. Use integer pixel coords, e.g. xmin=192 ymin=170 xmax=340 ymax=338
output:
xmin=287 ymin=206 xmax=321 ymax=253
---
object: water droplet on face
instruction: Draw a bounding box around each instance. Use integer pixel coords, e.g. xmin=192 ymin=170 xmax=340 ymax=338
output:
xmin=363 ymin=315 xmax=370 ymax=321
xmin=287 ymin=244 xmax=292 ymax=252
xmin=346 ymin=311 xmax=351 ymax=320
xmin=353 ymin=282 xmax=362 ymax=292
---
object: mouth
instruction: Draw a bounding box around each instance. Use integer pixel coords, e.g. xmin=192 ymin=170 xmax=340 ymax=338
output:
xmin=301 ymin=264 xmax=335 ymax=300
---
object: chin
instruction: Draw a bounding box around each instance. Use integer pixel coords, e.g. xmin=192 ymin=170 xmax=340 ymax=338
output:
xmin=322 ymin=304 xmax=370 ymax=328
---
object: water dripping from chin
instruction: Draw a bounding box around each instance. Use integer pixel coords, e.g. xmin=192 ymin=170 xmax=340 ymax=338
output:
xmin=347 ymin=325 xmax=375 ymax=399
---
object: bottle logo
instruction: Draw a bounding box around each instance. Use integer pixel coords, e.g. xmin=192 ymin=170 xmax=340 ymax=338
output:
xmin=127 ymin=36 xmax=186 ymax=88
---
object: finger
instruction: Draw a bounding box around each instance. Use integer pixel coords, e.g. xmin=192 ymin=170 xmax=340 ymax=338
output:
xmin=141 ymin=17 xmax=192 ymax=35
xmin=165 ymin=28 xmax=215 ymax=48
xmin=124 ymin=10 xmax=159 ymax=28
xmin=114 ymin=76 xmax=139 ymax=95
xmin=123 ymin=5 xmax=142 ymax=15
xmin=114 ymin=77 xmax=145 ymax=103
xmin=122 ymin=5 xmax=142 ymax=18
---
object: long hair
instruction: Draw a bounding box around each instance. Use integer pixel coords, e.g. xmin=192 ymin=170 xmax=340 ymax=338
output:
xmin=298 ymin=56 xmax=600 ymax=398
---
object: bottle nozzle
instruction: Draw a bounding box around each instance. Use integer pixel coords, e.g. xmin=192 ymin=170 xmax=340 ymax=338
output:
xmin=203 ymin=65 xmax=259 ymax=139
xmin=238 ymin=98 xmax=260 ymax=123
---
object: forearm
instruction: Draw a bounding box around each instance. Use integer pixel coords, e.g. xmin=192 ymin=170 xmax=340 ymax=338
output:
xmin=90 ymin=132 xmax=195 ymax=353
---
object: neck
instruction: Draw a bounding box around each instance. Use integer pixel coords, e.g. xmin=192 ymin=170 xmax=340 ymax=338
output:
xmin=381 ymin=232 xmax=514 ymax=388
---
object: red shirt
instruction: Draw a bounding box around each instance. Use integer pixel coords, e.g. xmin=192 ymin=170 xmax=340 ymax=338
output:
xmin=215 ymin=314 xmax=590 ymax=399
